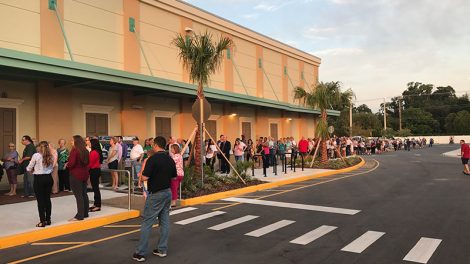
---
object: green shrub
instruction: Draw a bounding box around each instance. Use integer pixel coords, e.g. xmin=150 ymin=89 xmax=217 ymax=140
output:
xmin=231 ymin=160 xmax=255 ymax=182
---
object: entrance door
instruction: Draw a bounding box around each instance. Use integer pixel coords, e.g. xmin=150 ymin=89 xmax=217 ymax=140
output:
xmin=241 ymin=122 xmax=252 ymax=141
xmin=0 ymin=108 xmax=16 ymax=154
xmin=270 ymin=123 xmax=278 ymax=140
xmin=155 ymin=117 xmax=171 ymax=139
xmin=86 ymin=113 xmax=108 ymax=137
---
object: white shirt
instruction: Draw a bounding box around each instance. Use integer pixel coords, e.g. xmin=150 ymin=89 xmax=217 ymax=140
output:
xmin=26 ymin=153 xmax=54 ymax=174
xmin=130 ymin=144 xmax=144 ymax=160
xmin=205 ymin=145 xmax=217 ymax=159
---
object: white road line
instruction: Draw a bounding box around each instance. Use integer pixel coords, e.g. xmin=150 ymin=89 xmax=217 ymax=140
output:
xmin=341 ymin=231 xmax=385 ymax=253
xmin=222 ymin=197 xmax=360 ymax=215
xmin=170 ymin=207 xmax=197 ymax=216
xmin=208 ymin=215 xmax=259 ymax=231
xmin=403 ymin=237 xmax=442 ymax=264
xmin=175 ymin=211 xmax=226 ymax=225
xmin=245 ymin=220 xmax=295 ymax=237
xmin=289 ymin=225 xmax=337 ymax=245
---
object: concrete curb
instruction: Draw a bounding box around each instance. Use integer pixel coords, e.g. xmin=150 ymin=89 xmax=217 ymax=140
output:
xmin=180 ymin=157 xmax=365 ymax=206
xmin=0 ymin=210 xmax=140 ymax=250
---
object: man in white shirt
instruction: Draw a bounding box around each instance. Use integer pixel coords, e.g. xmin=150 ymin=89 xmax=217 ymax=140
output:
xmin=130 ymin=137 xmax=144 ymax=183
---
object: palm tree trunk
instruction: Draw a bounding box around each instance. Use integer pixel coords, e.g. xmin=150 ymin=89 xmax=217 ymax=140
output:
xmin=194 ymin=82 xmax=204 ymax=178
xmin=320 ymin=110 xmax=328 ymax=163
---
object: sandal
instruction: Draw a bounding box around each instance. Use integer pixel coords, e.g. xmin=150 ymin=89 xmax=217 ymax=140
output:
xmin=36 ymin=222 xmax=46 ymax=228
xmin=90 ymin=207 xmax=101 ymax=212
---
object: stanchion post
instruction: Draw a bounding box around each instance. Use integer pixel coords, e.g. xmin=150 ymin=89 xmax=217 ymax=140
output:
xmin=301 ymin=154 xmax=304 ymax=171
xmin=293 ymin=152 xmax=296 ymax=173
xmin=126 ymin=170 xmax=131 ymax=211
xmin=252 ymin=160 xmax=255 ymax=177
xmin=284 ymin=155 xmax=287 ymax=174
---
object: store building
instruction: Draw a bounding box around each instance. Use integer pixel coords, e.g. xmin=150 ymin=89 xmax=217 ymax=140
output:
xmin=0 ymin=0 xmax=339 ymax=155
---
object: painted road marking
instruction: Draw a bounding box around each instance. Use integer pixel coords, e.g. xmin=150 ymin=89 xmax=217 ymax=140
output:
xmin=175 ymin=211 xmax=226 ymax=225
xmin=403 ymin=237 xmax=442 ymax=264
xmin=170 ymin=207 xmax=197 ymax=216
xmin=289 ymin=225 xmax=337 ymax=245
xmin=31 ymin=242 xmax=87 ymax=246
xmin=222 ymin=197 xmax=360 ymax=215
xmin=208 ymin=215 xmax=259 ymax=231
xmin=245 ymin=220 xmax=295 ymax=237
xmin=341 ymin=231 xmax=385 ymax=253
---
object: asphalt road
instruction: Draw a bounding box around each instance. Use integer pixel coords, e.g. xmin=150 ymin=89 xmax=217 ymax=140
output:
xmin=2 ymin=144 xmax=469 ymax=264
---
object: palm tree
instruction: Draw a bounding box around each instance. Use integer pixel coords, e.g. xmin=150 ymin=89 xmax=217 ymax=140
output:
xmin=172 ymin=31 xmax=233 ymax=177
xmin=294 ymin=81 xmax=353 ymax=163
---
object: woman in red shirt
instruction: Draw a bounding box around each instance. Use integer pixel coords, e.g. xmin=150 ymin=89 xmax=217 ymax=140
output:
xmin=460 ymin=140 xmax=470 ymax=175
xmin=67 ymin=135 xmax=90 ymax=221
xmin=89 ymin=138 xmax=103 ymax=212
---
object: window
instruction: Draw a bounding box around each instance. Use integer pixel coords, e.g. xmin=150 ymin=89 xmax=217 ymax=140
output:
xmin=86 ymin=113 xmax=108 ymax=137
xmin=155 ymin=117 xmax=172 ymax=139
xmin=0 ymin=108 xmax=16 ymax=154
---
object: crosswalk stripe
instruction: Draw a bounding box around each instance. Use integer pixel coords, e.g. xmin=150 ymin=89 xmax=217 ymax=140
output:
xmin=222 ymin=197 xmax=360 ymax=215
xmin=245 ymin=220 xmax=295 ymax=237
xmin=208 ymin=215 xmax=259 ymax=231
xmin=341 ymin=231 xmax=385 ymax=253
xmin=289 ymin=225 xmax=337 ymax=245
xmin=170 ymin=207 xmax=197 ymax=216
xmin=175 ymin=211 xmax=226 ymax=225
xmin=403 ymin=237 xmax=442 ymax=264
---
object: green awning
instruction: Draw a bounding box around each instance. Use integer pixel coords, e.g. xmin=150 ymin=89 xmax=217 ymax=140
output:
xmin=0 ymin=48 xmax=340 ymax=116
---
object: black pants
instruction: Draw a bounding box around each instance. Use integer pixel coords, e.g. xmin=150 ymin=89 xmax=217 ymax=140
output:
xmin=58 ymin=169 xmax=70 ymax=191
xmin=205 ymin=157 xmax=215 ymax=171
xmin=33 ymin=174 xmax=53 ymax=223
xmin=89 ymin=168 xmax=101 ymax=208
xmin=70 ymin=174 xmax=89 ymax=220
xmin=220 ymin=155 xmax=230 ymax=174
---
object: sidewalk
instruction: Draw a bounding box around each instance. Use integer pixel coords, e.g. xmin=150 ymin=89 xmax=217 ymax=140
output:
xmin=250 ymin=164 xmax=332 ymax=182
xmin=442 ymin=148 xmax=459 ymax=158
xmin=0 ymin=190 xmax=139 ymax=249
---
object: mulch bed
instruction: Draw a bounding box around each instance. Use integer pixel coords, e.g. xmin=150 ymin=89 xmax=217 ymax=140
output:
xmin=182 ymin=179 xmax=265 ymax=199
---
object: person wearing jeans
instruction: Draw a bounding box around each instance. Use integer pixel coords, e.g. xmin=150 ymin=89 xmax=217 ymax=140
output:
xmin=67 ymin=135 xmax=90 ymax=221
xmin=133 ymin=137 xmax=176 ymax=262
xmin=19 ymin=135 xmax=36 ymax=198
xmin=130 ymin=137 xmax=144 ymax=186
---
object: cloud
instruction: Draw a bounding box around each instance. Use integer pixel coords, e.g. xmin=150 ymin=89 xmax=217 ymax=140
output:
xmin=311 ymin=48 xmax=363 ymax=56
xmin=242 ymin=13 xmax=260 ymax=19
xmin=253 ymin=3 xmax=282 ymax=11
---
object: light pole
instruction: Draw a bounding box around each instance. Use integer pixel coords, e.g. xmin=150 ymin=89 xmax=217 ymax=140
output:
xmin=383 ymin=97 xmax=387 ymax=130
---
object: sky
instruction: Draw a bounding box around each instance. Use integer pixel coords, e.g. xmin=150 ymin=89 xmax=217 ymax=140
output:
xmin=182 ymin=0 xmax=470 ymax=109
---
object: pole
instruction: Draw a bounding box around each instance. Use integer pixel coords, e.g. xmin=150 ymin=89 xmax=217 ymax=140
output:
xmin=199 ymin=98 xmax=204 ymax=186
xmin=399 ymin=97 xmax=402 ymax=131
xmin=383 ymin=98 xmax=387 ymax=130
xmin=349 ymin=101 xmax=353 ymax=137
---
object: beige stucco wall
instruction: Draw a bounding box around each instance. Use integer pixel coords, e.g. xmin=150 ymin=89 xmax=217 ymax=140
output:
xmin=287 ymin=57 xmax=301 ymax=104
xmin=63 ymin=0 xmax=123 ymax=69
xmin=232 ymin=37 xmax=257 ymax=96
xmin=0 ymin=1 xmax=40 ymax=54
xmin=262 ymin=48 xmax=282 ymax=101
xmin=139 ymin=3 xmax=181 ymax=80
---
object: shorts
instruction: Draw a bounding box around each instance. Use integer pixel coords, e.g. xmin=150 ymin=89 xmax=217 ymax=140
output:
xmin=108 ymin=160 xmax=118 ymax=170
xmin=462 ymin=158 xmax=469 ymax=165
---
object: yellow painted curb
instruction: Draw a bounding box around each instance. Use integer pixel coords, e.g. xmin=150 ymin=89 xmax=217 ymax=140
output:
xmin=181 ymin=157 xmax=366 ymax=206
xmin=0 ymin=210 xmax=140 ymax=250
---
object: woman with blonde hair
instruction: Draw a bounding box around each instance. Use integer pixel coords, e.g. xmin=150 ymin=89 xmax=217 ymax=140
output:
xmin=49 ymin=143 xmax=59 ymax=194
xmin=106 ymin=137 xmax=119 ymax=190
xmin=26 ymin=141 xmax=54 ymax=227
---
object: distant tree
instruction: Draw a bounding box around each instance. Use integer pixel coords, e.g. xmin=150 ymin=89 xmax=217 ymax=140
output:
xmin=402 ymin=82 xmax=433 ymax=109
xmin=353 ymin=104 xmax=372 ymax=113
xmin=402 ymin=108 xmax=439 ymax=135
xmin=450 ymin=110 xmax=470 ymax=134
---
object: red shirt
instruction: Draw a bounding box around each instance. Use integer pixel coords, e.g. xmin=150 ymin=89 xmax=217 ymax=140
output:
xmin=298 ymin=139 xmax=309 ymax=153
xmin=89 ymin=150 xmax=101 ymax=169
xmin=68 ymin=148 xmax=90 ymax=182
xmin=461 ymin=144 xmax=470 ymax=159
